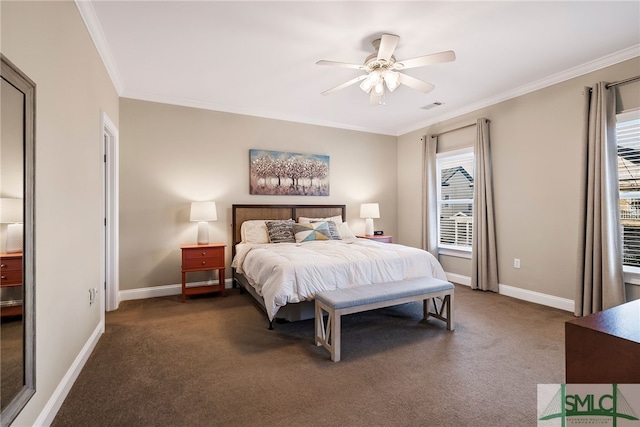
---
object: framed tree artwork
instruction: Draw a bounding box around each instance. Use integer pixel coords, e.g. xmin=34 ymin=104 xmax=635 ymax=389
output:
xmin=250 ymin=149 xmax=330 ymax=196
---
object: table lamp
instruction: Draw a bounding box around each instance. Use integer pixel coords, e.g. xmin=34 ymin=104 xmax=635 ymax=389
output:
xmin=360 ymin=203 xmax=380 ymax=236
xmin=190 ymin=201 xmax=217 ymax=245
xmin=0 ymin=198 xmax=23 ymax=253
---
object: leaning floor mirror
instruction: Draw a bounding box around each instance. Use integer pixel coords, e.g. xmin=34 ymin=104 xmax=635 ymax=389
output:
xmin=1 ymin=54 xmax=36 ymax=426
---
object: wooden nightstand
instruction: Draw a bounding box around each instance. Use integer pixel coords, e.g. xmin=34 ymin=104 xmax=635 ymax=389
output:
xmin=1 ymin=252 xmax=23 ymax=317
xmin=180 ymin=243 xmax=226 ymax=302
xmin=357 ymin=235 xmax=393 ymax=243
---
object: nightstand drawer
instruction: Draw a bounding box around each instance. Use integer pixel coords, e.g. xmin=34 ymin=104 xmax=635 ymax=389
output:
xmin=357 ymin=235 xmax=393 ymax=243
xmin=182 ymin=256 xmax=223 ymax=270
xmin=0 ymin=269 xmax=22 ymax=285
xmin=0 ymin=258 xmax=22 ymax=271
xmin=183 ymin=247 xmax=222 ymax=259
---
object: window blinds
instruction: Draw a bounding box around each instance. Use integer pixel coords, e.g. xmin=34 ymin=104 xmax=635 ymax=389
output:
xmin=617 ymin=116 xmax=640 ymax=267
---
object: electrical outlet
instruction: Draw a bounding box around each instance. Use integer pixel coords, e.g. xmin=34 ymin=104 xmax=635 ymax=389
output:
xmin=514 ymin=258 xmax=521 ymax=269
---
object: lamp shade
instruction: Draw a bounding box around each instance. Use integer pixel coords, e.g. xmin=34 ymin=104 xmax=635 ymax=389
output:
xmin=0 ymin=198 xmax=23 ymax=253
xmin=0 ymin=198 xmax=23 ymax=223
xmin=190 ymin=201 xmax=217 ymax=222
xmin=360 ymin=203 xmax=380 ymax=219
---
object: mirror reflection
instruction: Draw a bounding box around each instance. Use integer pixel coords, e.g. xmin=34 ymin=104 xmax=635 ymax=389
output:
xmin=0 ymin=77 xmax=25 ymax=411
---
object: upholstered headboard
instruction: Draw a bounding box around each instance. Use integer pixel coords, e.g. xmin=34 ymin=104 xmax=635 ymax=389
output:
xmin=231 ymin=204 xmax=346 ymax=255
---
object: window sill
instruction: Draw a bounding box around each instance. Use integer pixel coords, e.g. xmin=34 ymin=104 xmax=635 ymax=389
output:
xmin=438 ymin=247 xmax=472 ymax=259
xmin=623 ymin=266 xmax=640 ymax=286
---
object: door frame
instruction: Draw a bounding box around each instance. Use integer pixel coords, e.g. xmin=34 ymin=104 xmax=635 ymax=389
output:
xmin=102 ymin=111 xmax=119 ymax=313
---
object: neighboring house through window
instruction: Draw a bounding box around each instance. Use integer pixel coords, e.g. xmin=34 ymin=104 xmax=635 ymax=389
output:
xmin=437 ymin=148 xmax=474 ymax=253
xmin=617 ymin=109 xmax=640 ymax=271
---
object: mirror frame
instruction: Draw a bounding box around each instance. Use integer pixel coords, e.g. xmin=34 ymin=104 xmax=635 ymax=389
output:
xmin=1 ymin=54 xmax=35 ymax=426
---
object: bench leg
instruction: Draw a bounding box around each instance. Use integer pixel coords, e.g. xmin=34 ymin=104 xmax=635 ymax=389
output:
xmin=447 ymin=292 xmax=455 ymax=331
xmin=315 ymin=301 xmax=341 ymax=362
xmin=315 ymin=301 xmax=325 ymax=346
xmin=332 ymin=312 xmax=341 ymax=362
xmin=424 ymin=292 xmax=455 ymax=331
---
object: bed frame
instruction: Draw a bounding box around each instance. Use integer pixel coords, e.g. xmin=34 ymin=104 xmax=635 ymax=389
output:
xmin=231 ymin=204 xmax=347 ymax=328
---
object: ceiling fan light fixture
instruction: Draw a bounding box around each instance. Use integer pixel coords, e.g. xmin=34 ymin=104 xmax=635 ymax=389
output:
xmin=383 ymin=70 xmax=400 ymax=92
xmin=360 ymin=70 xmax=381 ymax=93
xmin=369 ymin=70 xmax=381 ymax=85
xmin=359 ymin=79 xmax=373 ymax=93
xmin=373 ymin=81 xmax=384 ymax=96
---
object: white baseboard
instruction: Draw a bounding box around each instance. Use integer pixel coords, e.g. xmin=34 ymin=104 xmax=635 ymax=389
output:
xmin=34 ymin=321 xmax=104 ymax=426
xmin=445 ymin=272 xmax=574 ymax=312
xmin=119 ymin=279 xmax=234 ymax=302
xmin=499 ymin=284 xmax=575 ymax=312
xmin=444 ymin=272 xmax=471 ymax=286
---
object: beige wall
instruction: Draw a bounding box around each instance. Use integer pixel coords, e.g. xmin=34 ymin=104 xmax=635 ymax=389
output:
xmin=119 ymin=98 xmax=397 ymax=290
xmin=398 ymin=57 xmax=640 ymax=302
xmin=2 ymin=1 xmax=119 ymax=425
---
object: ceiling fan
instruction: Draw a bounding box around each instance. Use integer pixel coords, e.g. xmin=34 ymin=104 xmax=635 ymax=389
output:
xmin=317 ymin=34 xmax=455 ymax=105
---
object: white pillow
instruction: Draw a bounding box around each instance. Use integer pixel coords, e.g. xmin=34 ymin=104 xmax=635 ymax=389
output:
xmin=338 ymin=222 xmax=356 ymax=239
xmin=298 ymin=215 xmax=343 ymax=225
xmin=240 ymin=220 xmax=269 ymax=243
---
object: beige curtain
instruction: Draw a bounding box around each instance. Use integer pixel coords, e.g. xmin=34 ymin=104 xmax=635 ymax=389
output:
xmin=576 ymin=82 xmax=626 ymax=316
xmin=422 ymin=135 xmax=438 ymax=258
xmin=471 ymin=118 xmax=499 ymax=292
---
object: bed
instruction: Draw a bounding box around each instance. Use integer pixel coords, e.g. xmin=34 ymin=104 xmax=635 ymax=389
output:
xmin=231 ymin=204 xmax=447 ymax=326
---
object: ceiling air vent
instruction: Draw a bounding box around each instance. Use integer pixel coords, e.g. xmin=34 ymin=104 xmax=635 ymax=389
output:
xmin=421 ymin=102 xmax=443 ymax=110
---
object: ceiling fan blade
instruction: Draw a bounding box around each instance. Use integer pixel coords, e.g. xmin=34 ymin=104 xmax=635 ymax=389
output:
xmin=321 ymin=74 xmax=368 ymax=95
xmin=316 ymin=60 xmax=366 ymax=70
xmin=376 ymin=34 xmax=400 ymax=62
xmin=398 ymin=73 xmax=435 ymax=93
xmin=393 ymin=50 xmax=456 ymax=70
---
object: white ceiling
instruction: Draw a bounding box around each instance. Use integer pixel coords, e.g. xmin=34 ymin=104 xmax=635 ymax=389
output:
xmin=80 ymin=1 xmax=640 ymax=136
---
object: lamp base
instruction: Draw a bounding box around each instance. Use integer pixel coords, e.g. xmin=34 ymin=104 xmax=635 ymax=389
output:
xmin=196 ymin=221 xmax=209 ymax=245
xmin=6 ymin=223 xmax=23 ymax=253
xmin=365 ymin=218 xmax=374 ymax=236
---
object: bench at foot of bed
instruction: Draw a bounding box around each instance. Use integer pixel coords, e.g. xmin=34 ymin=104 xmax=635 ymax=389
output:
xmin=314 ymin=277 xmax=455 ymax=362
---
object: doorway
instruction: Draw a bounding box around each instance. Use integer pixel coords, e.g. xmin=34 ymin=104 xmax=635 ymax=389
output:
xmin=102 ymin=112 xmax=119 ymax=314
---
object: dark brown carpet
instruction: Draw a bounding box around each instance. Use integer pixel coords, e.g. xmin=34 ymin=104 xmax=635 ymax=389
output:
xmin=1 ymin=315 xmax=23 ymax=412
xmin=51 ymin=284 xmax=574 ymax=427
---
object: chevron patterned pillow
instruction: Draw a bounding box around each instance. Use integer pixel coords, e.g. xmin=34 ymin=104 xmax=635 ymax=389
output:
xmin=293 ymin=222 xmax=332 ymax=243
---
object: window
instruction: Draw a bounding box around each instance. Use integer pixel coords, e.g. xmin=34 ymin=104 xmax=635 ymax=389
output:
xmin=437 ymin=148 xmax=474 ymax=252
xmin=617 ymin=110 xmax=640 ymax=268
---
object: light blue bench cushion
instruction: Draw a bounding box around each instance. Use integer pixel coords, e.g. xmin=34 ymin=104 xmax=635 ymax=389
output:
xmin=315 ymin=277 xmax=454 ymax=310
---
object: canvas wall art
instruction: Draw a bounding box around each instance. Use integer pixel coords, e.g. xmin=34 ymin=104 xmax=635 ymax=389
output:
xmin=250 ymin=149 xmax=330 ymax=196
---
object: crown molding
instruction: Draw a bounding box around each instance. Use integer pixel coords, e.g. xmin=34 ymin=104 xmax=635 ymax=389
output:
xmin=75 ymin=0 xmax=124 ymax=95
xmin=399 ymin=45 xmax=640 ymax=136
xmin=121 ymin=90 xmax=399 ymax=136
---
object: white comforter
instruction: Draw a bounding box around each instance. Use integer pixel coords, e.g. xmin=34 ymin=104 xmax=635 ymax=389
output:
xmin=232 ymin=239 xmax=447 ymax=320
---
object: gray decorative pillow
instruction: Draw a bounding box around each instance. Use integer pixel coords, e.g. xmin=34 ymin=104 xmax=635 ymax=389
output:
xmin=265 ymin=220 xmax=296 ymax=243
xmin=312 ymin=220 xmax=341 ymax=240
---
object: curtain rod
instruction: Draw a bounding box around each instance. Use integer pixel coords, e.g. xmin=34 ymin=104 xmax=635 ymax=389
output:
xmin=606 ymin=75 xmax=640 ymax=89
xmin=430 ymin=122 xmax=476 ymax=138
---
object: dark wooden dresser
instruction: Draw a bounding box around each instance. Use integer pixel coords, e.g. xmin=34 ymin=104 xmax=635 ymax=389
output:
xmin=0 ymin=252 xmax=23 ymax=317
xmin=565 ymin=299 xmax=640 ymax=383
